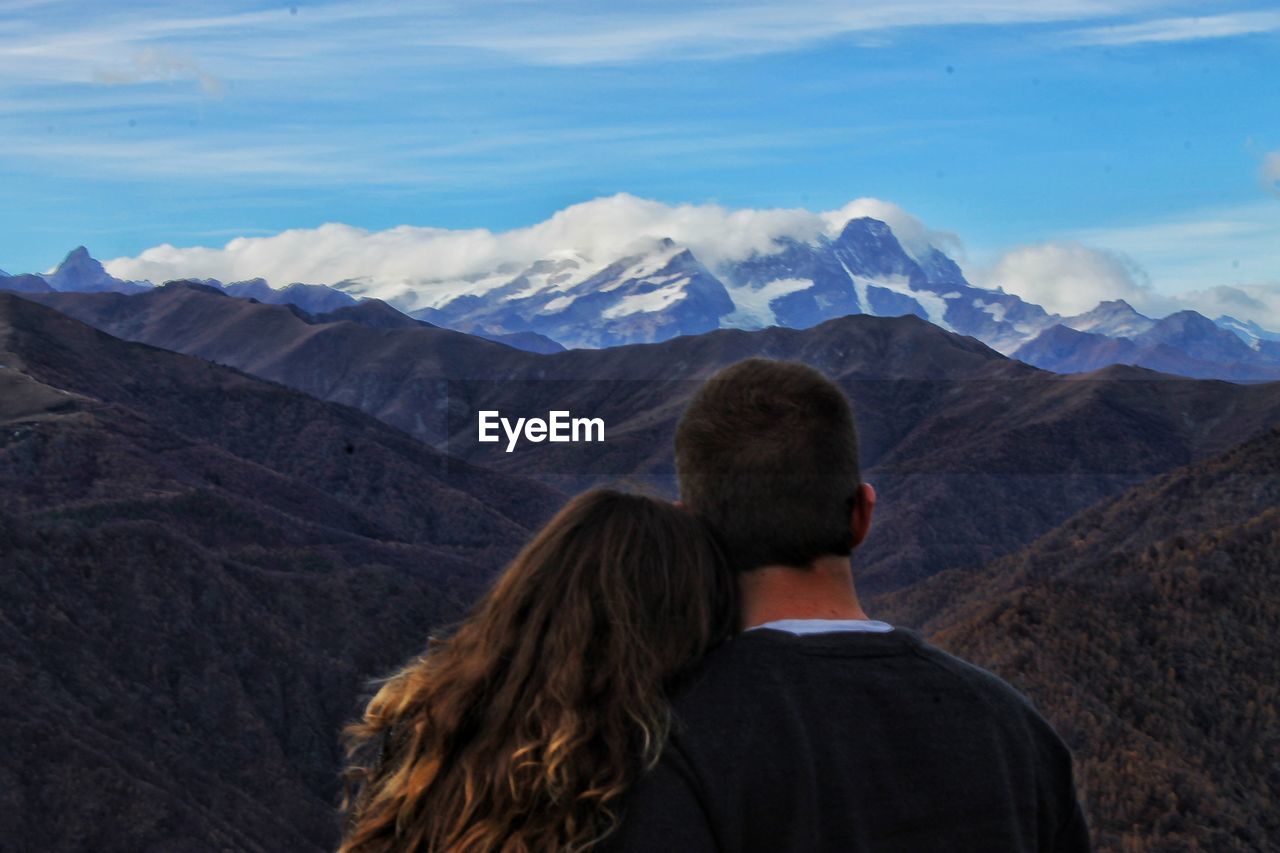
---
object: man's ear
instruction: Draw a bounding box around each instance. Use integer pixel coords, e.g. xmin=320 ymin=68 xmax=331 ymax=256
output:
xmin=850 ymin=483 xmax=876 ymax=548
xmin=673 ymin=499 xmax=685 ymax=509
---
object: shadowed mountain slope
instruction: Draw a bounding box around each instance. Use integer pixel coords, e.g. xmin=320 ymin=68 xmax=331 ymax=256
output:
xmin=23 ymin=285 xmax=1280 ymax=594
xmin=5 ymin=291 xmax=1280 ymax=852
xmin=0 ymin=293 xmax=562 ymax=852
xmin=878 ymin=427 xmax=1280 ymax=851
xmin=0 ymin=272 xmax=55 ymax=294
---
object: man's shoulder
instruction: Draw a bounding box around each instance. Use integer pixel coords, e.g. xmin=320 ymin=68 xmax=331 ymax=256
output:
xmin=908 ymin=637 xmax=1074 ymax=759
xmin=909 ymin=637 xmax=1039 ymax=710
xmin=670 ymin=628 xmax=1057 ymax=741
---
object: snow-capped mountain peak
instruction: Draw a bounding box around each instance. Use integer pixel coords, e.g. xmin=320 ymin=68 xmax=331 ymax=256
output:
xmin=1061 ymin=299 xmax=1155 ymax=339
xmin=714 ymin=215 xmax=1058 ymax=350
xmin=10 ymin=218 xmax=1278 ymax=379
xmin=406 ymin=237 xmax=734 ymax=348
xmin=1215 ymin=315 xmax=1280 ymax=351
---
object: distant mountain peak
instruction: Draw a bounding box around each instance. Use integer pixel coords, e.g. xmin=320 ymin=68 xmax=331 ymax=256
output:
xmin=316 ymin=299 xmax=423 ymax=330
xmin=40 ymin=246 xmax=149 ymax=295
xmin=1096 ymin=298 xmax=1137 ymax=312
xmin=1155 ymin=309 xmax=1221 ymax=333
xmin=220 ymin=277 xmax=356 ymax=314
xmin=158 ymin=279 xmax=228 ymax=297
xmin=1214 ymin=314 xmax=1280 ymax=349
xmin=55 ymin=245 xmax=100 ymax=273
xmin=1074 ymin=298 xmax=1144 ymax=318
xmin=1063 ymin=299 xmax=1154 ymax=339
xmin=839 ymin=216 xmax=894 ymax=240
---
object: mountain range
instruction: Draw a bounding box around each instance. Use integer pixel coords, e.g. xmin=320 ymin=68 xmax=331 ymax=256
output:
xmin=3 ymin=287 xmax=1277 ymax=850
xmin=0 ymin=292 xmax=562 ymax=851
xmin=4 ymin=218 xmax=1280 ymax=851
xmin=1013 ymin=300 xmax=1280 ymax=381
xmin=18 ymin=282 xmax=1280 ymax=598
xmin=6 ymin=226 xmax=1279 ymax=378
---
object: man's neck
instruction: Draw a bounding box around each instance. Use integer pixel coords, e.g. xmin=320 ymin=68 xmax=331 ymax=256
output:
xmin=738 ymin=556 xmax=871 ymax=629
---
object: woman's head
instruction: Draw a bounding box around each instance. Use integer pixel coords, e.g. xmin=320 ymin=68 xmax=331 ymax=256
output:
xmin=341 ymin=489 xmax=736 ymax=852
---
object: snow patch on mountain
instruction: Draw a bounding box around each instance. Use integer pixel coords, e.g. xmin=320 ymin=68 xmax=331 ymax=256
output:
xmin=507 ymin=252 xmax=595 ymax=299
xmin=1214 ymin=315 xmax=1280 ymax=351
xmin=602 ymin=278 xmax=692 ymax=319
xmin=723 ymin=277 xmax=815 ymax=328
xmin=851 ymin=272 xmax=953 ymax=331
xmin=973 ymin=298 xmax=1008 ymax=324
xmin=831 ymin=257 xmax=868 ymax=314
xmin=600 ymin=242 xmax=685 ymax=293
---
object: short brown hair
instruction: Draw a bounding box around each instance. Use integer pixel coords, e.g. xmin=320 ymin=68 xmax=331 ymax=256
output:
xmin=675 ymin=358 xmax=862 ymax=572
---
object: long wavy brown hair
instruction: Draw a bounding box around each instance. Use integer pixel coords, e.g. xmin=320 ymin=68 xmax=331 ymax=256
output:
xmin=339 ymin=489 xmax=736 ymax=852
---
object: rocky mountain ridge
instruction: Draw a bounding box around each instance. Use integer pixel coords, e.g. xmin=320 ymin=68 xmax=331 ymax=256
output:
xmin=8 ymin=230 xmax=1277 ymax=376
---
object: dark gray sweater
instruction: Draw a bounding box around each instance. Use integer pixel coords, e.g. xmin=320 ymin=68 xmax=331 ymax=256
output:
xmin=607 ymin=627 xmax=1090 ymax=852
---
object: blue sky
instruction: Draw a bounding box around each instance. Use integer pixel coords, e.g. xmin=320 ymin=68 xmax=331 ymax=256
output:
xmin=2 ymin=1 xmax=1278 ymax=320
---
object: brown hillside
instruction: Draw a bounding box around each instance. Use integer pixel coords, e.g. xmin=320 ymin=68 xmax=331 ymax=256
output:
xmin=0 ymin=293 xmax=562 ymax=851
xmin=24 ymin=285 xmax=1280 ymax=593
xmin=878 ymin=427 xmax=1280 ymax=850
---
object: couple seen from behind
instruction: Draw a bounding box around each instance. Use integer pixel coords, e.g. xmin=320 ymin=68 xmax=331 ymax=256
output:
xmin=340 ymin=358 xmax=1090 ymax=852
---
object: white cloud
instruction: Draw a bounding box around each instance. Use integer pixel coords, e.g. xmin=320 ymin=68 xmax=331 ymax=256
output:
xmin=101 ymin=194 xmax=1280 ymax=331
xmin=1262 ymin=151 xmax=1280 ymax=197
xmin=103 ymin=193 xmax=938 ymax=308
xmin=4 ymin=137 xmax=376 ymax=182
xmin=1 ymin=0 xmax=1153 ymax=91
xmin=427 ymin=0 xmax=1146 ymax=66
xmin=1065 ymin=11 xmax=1280 ymax=45
xmin=974 ymin=237 xmax=1280 ymax=330
xmin=1170 ymin=282 xmax=1280 ymax=331
xmin=822 ymin=198 xmax=963 ymax=261
xmin=972 ymin=241 xmax=1174 ymax=317
xmin=1070 ymin=201 xmax=1280 ymax=296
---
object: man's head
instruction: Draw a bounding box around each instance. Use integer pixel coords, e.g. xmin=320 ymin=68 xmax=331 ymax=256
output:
xmin=675 ymin=358 xmax=867 ymax=573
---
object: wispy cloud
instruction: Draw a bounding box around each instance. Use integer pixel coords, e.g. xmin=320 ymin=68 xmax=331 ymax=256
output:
xmin=3 ymin=137 xmax=380 ymax=183
xmin=1065 ymin=10 xmax=1280 ymax=45
xmin=417 ymin=1 xmax=1148 ymax=65
xmin=0 ymin=0 xmax=1152 ymax=87
xmin=1067 ymin=201 xmax=1280 ymax=298
xmin=0 ymin=118 xmax=924 ymax=190
xmin=1262 ymin=150 xmax=1280 ymax=197
xmin=92 ymin=47 xmax=225 ymax=97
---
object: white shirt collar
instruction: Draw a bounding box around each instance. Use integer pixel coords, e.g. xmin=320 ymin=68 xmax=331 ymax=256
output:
xmin=745 ymin=618 xmax=894 ymax=635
